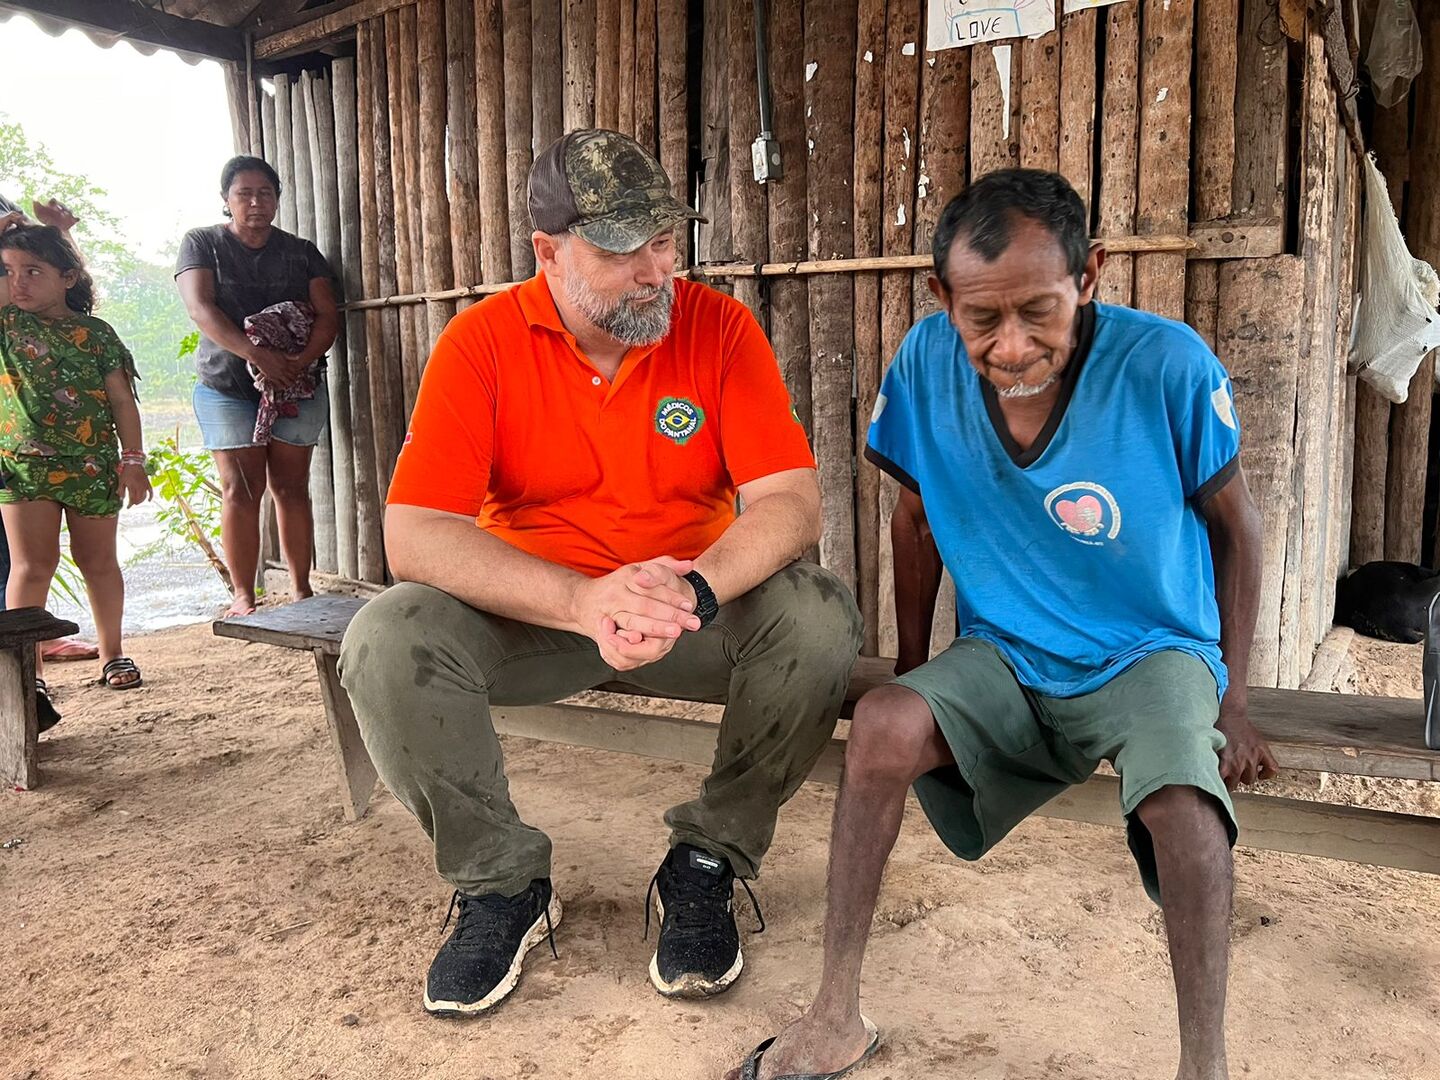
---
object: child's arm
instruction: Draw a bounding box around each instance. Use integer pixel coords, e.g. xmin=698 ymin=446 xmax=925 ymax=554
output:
xmin=105 ymin=368 xmax=151 ymax=507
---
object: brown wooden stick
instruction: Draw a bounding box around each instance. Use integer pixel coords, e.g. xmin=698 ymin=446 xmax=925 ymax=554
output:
xmin=657 ymin=0 xmax=686 ymax=206
xmin=384 ymin=10 xmax=418 ymax=419
xmin=805 ymin=0 xmax=859 ymax=594
xmin=504 ymin=0 xmax=536 ymax=278
xmin=371 ymin=16 xmax=407 ymax=496
xmin=1019 ymin=21 xmax=1060 ymax=172
xmin=273 ymin=75 xmax=297 ymax=234
xmin=695 ymin=0 xmax=730 ymax=269
xmin=1095 ymin=1 xmax=1138 ymax=305
xmin=853 ymin=0 xmax=885 ymax=655
xmin=634 ymin=0 xmax=658 ymax=153
xmin=728 ymin=0 xmax=766 ymax=315
xmin=1233 ymin=0 xmax=1291 ymax=224
xmin=564 ymin=0 xmax=598 ymax=130
xmin=418 ymin=0 xmax=455 ymax=347
xmin=1185 ymin=0 xmax=1239 ymax=350
xmin=1133 ymin=0 xmax=1193 ymax=321
xmin=399 ymin=7 xmax=429 ymax=388
xmin=595 ymin=0 xmax=620 ymax=129
xmin=765 ymin=0 xmax=811 ymax=436
xmin=1057 ymin=8 xmax=1096 ymax=214
xmin=618 ymin=0 xmax=636 ymax=136
xmin=532 ymin=0 xmax=564 ymax=154
xmin=478 ymin=0 xmax=514 ymax=283
xmin=447 ymin=0 xmax=483 ymax=302
xmin=334 ymin=54 xmax=386 ymax=584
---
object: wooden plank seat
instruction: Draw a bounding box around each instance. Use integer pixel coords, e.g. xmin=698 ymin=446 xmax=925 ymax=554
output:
xmin=1 ymin=607 xmax=81 ymax=790
xmin=214 ymin=596 xmax=1440 ymax=873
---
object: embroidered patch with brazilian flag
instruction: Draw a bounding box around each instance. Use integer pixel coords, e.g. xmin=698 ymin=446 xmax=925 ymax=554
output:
xmin=654 ymin=396 xmax=705 ymax=445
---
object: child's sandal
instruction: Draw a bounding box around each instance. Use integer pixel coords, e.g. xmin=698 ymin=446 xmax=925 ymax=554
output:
xmin=35 ymin=678 xmax=61 ymax=732
xmin=99 ymin=657 xmax=143 ymax=690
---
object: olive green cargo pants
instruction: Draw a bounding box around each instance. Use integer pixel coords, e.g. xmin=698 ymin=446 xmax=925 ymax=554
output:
xmin=338 ymin=562 xmax=862 ymax=896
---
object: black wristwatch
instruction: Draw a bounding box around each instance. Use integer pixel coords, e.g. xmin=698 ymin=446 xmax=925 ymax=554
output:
xmin=683 ymin=570 xmax=720 ymax=628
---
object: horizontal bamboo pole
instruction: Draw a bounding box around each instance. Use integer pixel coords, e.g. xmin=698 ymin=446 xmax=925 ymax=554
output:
xmin=343 ymin=233 xmax=1203 ymax=309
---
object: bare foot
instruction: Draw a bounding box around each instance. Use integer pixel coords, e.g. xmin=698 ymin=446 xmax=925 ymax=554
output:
xmin=724 ymin=1012 xmax=874 ymax=1080
xmin=224 ymin=595 xmax=258 ymax=618
xmin=291 ymin=581 xmax=313 ymax=603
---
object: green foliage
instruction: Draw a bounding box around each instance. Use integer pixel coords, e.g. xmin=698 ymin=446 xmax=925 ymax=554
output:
xmin=49 ymin=549 xmax=84 ymax=608
xmin=0 ymin=115 xmax=199 ymax=405
xmin=138 ymin=433 xmax=231 ymax=590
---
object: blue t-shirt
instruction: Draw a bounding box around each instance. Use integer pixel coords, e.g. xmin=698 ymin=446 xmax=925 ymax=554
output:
xmin=866 ymin=301 xmax=1240 ymax=699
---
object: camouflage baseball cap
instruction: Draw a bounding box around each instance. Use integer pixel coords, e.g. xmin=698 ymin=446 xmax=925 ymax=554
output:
xmin=528 ymin=129 xmax=705 ymax=254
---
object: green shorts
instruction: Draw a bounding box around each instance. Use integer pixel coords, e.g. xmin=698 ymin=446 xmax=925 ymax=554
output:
xmin=895 ymin=639 xmax=1236 ymax=904
xmin=0 ymin=451 xmax=121 ymax=517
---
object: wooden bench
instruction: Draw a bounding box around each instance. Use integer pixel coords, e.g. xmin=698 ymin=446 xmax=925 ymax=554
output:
xmin=214 ymin=595 xmax=1440 ymax=875
xmin=2 ymin=607 xmax=81 ymax=790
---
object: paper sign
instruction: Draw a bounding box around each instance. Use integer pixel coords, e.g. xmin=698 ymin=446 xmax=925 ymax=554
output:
xmin=1062 ymin=0 xmax=1129 ymax=12
xmin=927 ymin=0 xmax=1056 ymax=51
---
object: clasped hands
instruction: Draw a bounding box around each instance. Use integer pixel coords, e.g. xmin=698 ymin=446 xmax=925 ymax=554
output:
xmin=570 ymin=556 xmax=703 ymax=672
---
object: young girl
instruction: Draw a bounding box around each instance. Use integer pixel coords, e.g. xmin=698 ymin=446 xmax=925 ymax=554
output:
xmin=0 ymin=213 xmax=151 ymax=723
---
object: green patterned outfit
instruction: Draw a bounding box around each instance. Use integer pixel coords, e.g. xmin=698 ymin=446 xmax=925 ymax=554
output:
xmin=0 ymin=304 xmax=136 ymax=517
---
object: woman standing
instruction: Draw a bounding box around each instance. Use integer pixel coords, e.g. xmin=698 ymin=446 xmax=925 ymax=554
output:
xmin=175 ymin=156 xmax=338 ymax=617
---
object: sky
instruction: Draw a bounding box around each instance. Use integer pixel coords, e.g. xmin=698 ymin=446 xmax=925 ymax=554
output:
xmin=0 ymin=12 xmax=236 ymax=261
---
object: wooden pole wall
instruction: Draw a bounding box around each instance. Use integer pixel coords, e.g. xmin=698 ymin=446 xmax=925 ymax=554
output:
xmin=447 ymin=0 xmax=483 ymax=303
xmin=504 ymin=0 xmax=536 ymax=278
xmin=333 ymin=55 xmax=386 ymax=584
xmin=1095 ymin=2 xmax=1138 ymax=305
xmin=368 ymin=17 xmax=407 ymax=498
xmin=853 ymin=0 xmax=884 ymax=655
xmin=728 ymin=0 xmax=766 ymax=315
xmin=417 ymin=0 xmax=455 ymax=346
xmin=804 ymin=0 xmax=859 ymax=593
xmin=564 ymin=0 xmax=597 ymax=131
xmin=399 ymin=8 xmax=429 ymax=389
xmin=533 ymin=0 xmax=564 ymax=152
xmin=477 ymin=0 xmax=514 ymax=283
xmin=696 ymin=0 xmax=730 ymax=267
xmin=596 ymin=0 xmax=620 ymax=129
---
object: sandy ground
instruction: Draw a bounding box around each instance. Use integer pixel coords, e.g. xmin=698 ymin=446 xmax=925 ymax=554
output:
xmin=2 ymin=621 xmax=1438 ymax=1080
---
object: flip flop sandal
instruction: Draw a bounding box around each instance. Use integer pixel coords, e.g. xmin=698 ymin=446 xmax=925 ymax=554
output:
xmin=738 ymin=1017 xmax=880 ymax=1080
xmin=42 ymin=638 xmax=100 ymax=662
xmin=35 ymin=678 xmax=61 ymax=734
xmin=99 ymin=657 xmax=143 ymax=690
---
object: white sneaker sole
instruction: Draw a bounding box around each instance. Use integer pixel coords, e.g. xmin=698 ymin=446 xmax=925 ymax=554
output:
xmin=648 ymin=893 xmax=744 ymax=998
xmin=423 ymin=891 xmax=563 ymax=1016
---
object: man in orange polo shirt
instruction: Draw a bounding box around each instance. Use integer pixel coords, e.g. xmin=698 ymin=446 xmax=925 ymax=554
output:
xmin=340 ymin=130 xmax=862 ymax=1018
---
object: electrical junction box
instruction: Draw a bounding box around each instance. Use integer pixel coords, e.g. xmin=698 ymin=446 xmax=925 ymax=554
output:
xmin=752 ymin=135 xmax=782 ymax=183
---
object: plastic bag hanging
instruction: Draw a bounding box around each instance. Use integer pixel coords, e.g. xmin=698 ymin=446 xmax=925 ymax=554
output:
xmin=1367 ymin=0 xmax=1423 ymax=108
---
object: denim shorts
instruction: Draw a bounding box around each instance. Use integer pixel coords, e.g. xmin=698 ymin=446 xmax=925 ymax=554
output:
xmin=192 ymin=378 xmax=330 ymax=451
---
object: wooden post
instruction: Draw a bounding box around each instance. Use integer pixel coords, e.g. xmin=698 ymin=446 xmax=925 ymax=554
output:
xmin=478 ymin=0 xmax=515 ymax=283
xmin=371 ymin=17 xmax=408 ymax=498
xmin=386 ymin=10 xmax=420 ymax=419
xmin=901 ymin=39 xmax=970 ymax=657
xmin=970 ymin=42 xmax=1021 ymax=178
xmin=805 ymin=0 xmax=859 ymax=593
xmin=1352 ymin=98 xmax=1409 ymax=568
xmin=618 ymin=0 xmax=636 ymax=136
xmin=305 ymin=71 xmax=356 ymax=579
xmin=418 ymin=0 xmax=455 ymax=346
xmin=273 ymin=75 xmax=297 ymax=234
xmin=657 ymin=0 xmax=687 ymax=254
xmin=533 ymin=0 xmax=565 ymax=153
xmin=728 ymin=0 xmax=766 ymax=316
xmin=1218 ymin=257 xmax=1304 ymax=687
xmin=565 ymin=0 xmax=598 ymax=131
xmin=696 ymin=0 xmax=730 ymax=269
xmin=448 ymin=0 xmax=483 ymax=301
xmin=399 ymin=7 xmax=429 ymax=387
xmin=261 ymin=87 xmax=277 ymax=164
xmin=766 ymin=0 xmax=811 ymax=435
xmin=1133 ymin=0 xmax=1193 ymax=321
xmin=853 ymin=0 xmax=885 ymax=654
xmin=335 ymin=55 xmax=386 ymax=584
xmin=1185 ymin=0 xmax=1238 ymax=350
xmin=1019 ymin=22 xmax=1060 ymax=172
xmin=291 ymin=72 xmax=337 ymax=577
xmin=634 ymin=0 xmax=658 ymax=154
xmin=224 ymin=61 xmax=255 ymax=155
xmin=1057 ymin=8 xmax=1096 ymax=214
xmin=504 ymin=0 xmax=537 ymax=278
xmin=596 ymin=0 xmax=620 ymax=129
xmin=1095 ymin=1 xmax=1138 ymax=305
xmin=1232 ymin=0 xmax=1290 ymax=226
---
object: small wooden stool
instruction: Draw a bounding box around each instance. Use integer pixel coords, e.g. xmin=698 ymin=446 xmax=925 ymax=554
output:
xmin=1 ymin=607 xmax=81 ymax=790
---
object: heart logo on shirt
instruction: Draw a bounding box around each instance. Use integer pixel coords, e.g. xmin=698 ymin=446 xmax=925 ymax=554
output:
xmin=1055 ymin=495 xmax=1104 ymax=536
xmin=1044 ymin=482 xmax=1122 ymax=547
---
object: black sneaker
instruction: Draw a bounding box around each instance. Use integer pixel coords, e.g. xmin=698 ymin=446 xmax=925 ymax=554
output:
xmin=646 ymin=844 xmax=764 ymax=998
xmin=423 ymin=878 xmax=561 ymax=1016
xmin=36 ymin=679 xmax=60 ymax=734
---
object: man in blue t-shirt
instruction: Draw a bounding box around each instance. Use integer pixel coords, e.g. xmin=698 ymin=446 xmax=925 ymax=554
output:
xmin=729 ymin=171 xmax=1277 ymax=1080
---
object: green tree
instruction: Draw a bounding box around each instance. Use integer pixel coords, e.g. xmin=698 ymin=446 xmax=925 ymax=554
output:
xmin=1 ymin=114 xmax=195 ymax=405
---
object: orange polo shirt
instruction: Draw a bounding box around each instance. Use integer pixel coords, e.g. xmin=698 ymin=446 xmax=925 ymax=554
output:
xmin=387 ymin=273 xmax=816 ymax=577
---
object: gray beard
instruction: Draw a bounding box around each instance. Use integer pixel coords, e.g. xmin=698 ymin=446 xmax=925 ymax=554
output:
xmin=564 ymin=273 xmax=675 ymax=346
xmin=993 ymin=371 xmax=1061 ymax=399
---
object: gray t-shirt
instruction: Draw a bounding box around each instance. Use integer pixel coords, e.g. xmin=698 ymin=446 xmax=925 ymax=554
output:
xmin=175 ymin=224 xmax=333 ymax=399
